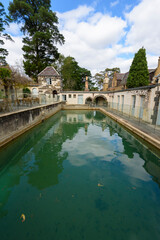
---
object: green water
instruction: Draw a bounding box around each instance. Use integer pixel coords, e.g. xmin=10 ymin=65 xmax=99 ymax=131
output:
xmin=0 ymin=110 xmax=160 ymax=240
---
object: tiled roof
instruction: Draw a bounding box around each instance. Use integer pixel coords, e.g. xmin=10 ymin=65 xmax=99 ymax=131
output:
xmin=38 ymin=66 xmax=60 ymax=77
xmin=148 ymin=69 xmax=156 ymax=73
xmin=116 ymin=73 xmax=125 ymax=81
xmin=121 ymin=72 xmax=129 ymax=86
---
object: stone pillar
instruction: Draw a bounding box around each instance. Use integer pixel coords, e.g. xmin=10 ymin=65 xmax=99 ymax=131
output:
xmin=103 ymin=72 xmax=109 ymax=91
xmin=85 ymin=76 xmax=89 ymax=91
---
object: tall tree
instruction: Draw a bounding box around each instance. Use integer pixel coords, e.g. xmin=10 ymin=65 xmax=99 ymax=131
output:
xmin=105 ymin=67 xmax=120 ymax=78
xmin=94 ymin=71 xmax=105 ymax=90
xmin=52 ymin=53 xmax=65 ymax=73
xmin=9 ymin=0 xmax=64 ymax=81
xmin=127 ymin=47 xmax=149 ymax=88
xmin=0 ymin=67 xmax=11 ymax=97
xmin=61 ymin=56 xmax=92 ymax=91
xmin=94 ymin=68 xmax=120 ymax=90
xmin=0 ymin=2 xmax=12 ymax=65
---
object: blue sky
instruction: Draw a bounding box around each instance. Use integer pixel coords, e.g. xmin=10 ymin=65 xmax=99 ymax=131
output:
xmin=51 ymin=0 xmax=137 ymax=17
xmin=2 ymin=0 xmax=137 ymax=14
xmin=2 ymin=0 xmax=160 ymax=74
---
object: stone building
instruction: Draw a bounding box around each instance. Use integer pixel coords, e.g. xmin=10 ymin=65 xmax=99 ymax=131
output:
xmin=59 ymin=83 xmax=160 ymax=125
xmin=29 ymin=66 xmax=61 ymax=98
xmin=108 ymin=57 xmax=160 ymax=91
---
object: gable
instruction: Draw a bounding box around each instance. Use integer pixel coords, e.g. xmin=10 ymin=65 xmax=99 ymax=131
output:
xmin=38 ymin=66 xmax=60 ymax=77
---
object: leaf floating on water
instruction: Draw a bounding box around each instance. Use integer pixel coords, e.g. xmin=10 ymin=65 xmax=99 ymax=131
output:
xmin=132 ymin=187 xmax=136 ymax=190
xmin=72 ymin=195 xmax=75 ymax=198
xmin=98 ymin=183 xmax=103 ymax=187
xmin=20 ymin=214 xmax=25 ymax=223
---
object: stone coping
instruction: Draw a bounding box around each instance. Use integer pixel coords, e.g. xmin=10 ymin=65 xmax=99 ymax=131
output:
xmin=60 ymin=84 xmax=159 ymax=94
xmin=0 ymin=101 xmax=62 ymax=118
xmin=98 ymin=108 xmax=160 ymax=152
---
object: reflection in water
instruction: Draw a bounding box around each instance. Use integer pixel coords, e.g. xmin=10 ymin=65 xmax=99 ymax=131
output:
xmin=0 ymin=110 xmax=160 ymax=240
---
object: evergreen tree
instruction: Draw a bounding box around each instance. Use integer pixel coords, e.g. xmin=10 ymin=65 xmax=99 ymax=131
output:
xmin=9 ymin=0 xmax=64 ymax=81
xmin=0 ymin=2 xmax=12 ymax=65
xmin=127 ymin=47 xmax=149 ymax=88
xmin=61 ymin=56 xmax=91 ymax=91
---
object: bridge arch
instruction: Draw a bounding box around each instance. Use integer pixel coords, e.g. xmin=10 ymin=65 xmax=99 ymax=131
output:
xmin=85 ymin=97 xmax=93 ymax=104
xmin=93 ymin=95 xmax=107 ymax=106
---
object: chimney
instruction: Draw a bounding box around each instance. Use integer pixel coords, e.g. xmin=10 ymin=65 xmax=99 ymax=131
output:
xmin=85 ymin=76 xmax=89 ymax=91
xmin=103 ymin=72 xmax=109 ymax=91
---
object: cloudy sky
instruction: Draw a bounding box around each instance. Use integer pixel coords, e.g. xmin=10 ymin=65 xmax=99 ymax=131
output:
xmin=2 ymin=0 xmax=160 ymax=74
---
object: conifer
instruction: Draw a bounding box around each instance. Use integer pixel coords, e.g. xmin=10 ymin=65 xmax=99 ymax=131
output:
xmin=127 ymin=47 xmax=149 ymax=88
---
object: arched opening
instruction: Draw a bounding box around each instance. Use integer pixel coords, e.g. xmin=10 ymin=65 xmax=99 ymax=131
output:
xmin=53 ymin=90 xmax=57 ymax=98
xmin=94 ymin=95 xmax=107 ymax=106
xmin=32 ymin=88 xmax=38 ymax=96
xmin=85 ymin=97 xmax=92 ymax=105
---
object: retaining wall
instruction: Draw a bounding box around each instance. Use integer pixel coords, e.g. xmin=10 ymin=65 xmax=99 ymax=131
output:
xmin=0 ymin=102 xmax=62 ymax=148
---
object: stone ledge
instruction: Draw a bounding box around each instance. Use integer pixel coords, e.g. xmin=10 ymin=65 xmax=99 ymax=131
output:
xmin=98 ymin=107 xmax=160 ymax=151
xmin=0 ymin=102 xmax=62 ymax=148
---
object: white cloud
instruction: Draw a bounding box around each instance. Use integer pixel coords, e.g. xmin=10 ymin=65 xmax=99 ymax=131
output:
xmin=4 ymin=36 xmax=24 ymax=67
xmin=125 ymin=0 xmax=160 ymax=54
xmin=57 ymin=2 xmax=160 ymax=74
xmin=110 ymin=0 xmax=119 ymax=8
xmin=57 ymin=5 xmax=127 ymax=73
xmin=5 ymin=23 xmax=22 ymax=36
xmin=61 ymin=125 xmax=123 ymax=167
xmin=58 ymin=6 xmax=126 ymax=49
xmin=118 ymin=153 xmax=151 ymax=182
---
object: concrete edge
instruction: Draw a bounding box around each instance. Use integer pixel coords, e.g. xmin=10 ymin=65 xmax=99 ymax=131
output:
xmin=0 ymin=101 xmax=61 ymax=118
xmin=0 ymin=104 xmax=62 ymax=149
xmin=97 ymin=107 xmax=160 ymax=151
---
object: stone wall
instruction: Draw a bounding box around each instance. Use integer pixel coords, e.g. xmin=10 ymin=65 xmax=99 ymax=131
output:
xmin=0 ymin=102 xmax=62 ymax=148
xmin=60 ymin=85 xmax=160 ymax=124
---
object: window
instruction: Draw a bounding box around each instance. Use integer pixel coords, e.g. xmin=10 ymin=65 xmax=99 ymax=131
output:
xmin=62 ymin=95 xmax=67 ymax=101
xmin=132 ymin=95 xmax=136 ymax=108
xmin=69 ymin=94 xmax=72 ymax=98
xmin=46 ymin=78 xmax=52 ymax=85
xmin=131 ymin=95 xmax=136 ymax=116
xmin=117 ymin=95 xmax=120 ymax=110
xmin=73 ymin=94 xmax=76 ymax=98
xmin=121 ymin=95 xmax=124 ymax=111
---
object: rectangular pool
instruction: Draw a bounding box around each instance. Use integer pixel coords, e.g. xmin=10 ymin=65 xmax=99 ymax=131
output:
xmin=0 ymin=110 xmax=160 ymax=240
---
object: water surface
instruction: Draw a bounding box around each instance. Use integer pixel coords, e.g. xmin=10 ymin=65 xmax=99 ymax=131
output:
xmin=0 ymin=110 xmax=160 ymax=240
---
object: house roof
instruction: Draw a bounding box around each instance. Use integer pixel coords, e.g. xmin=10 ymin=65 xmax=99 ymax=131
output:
xmin=121 ymin=72 xmax=129 ymax=86
xmin=148 ymin=69 xmax=156 ymax=73
xmin=116 ymin=73 xmax=125 ymax=81
xmin=38 ymin=66 xmax=60 ymax=77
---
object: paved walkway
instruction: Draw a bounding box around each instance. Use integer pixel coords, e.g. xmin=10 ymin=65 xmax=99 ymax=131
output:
xmin=102 ymin=107 xmax=160 ymax=142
